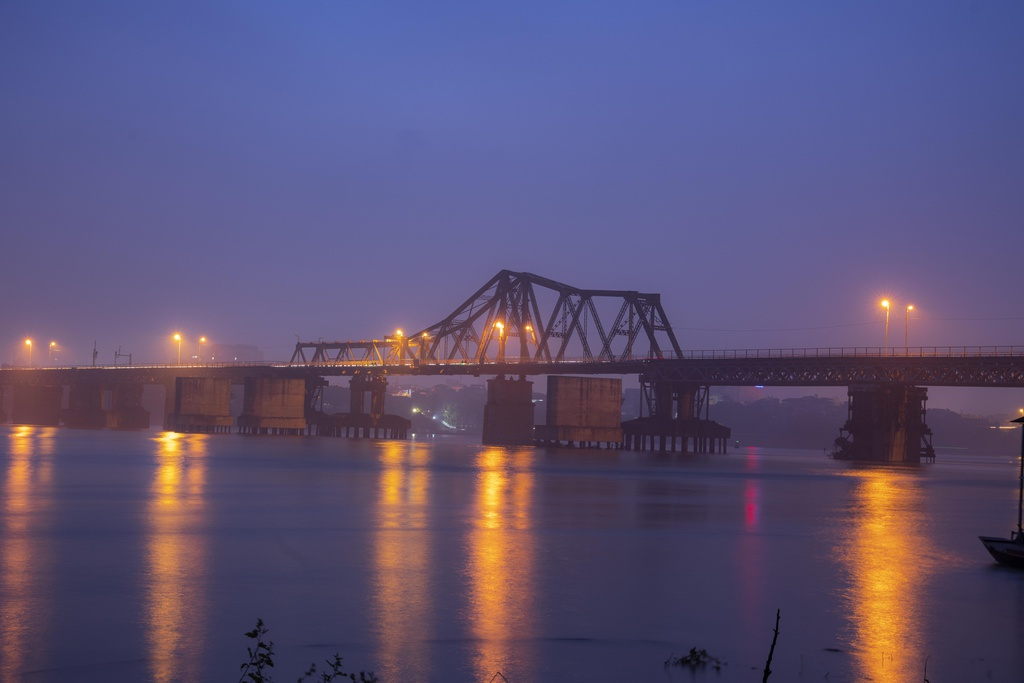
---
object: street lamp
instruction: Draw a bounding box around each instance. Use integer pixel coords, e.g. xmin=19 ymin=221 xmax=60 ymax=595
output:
xmin=49 ymin=340 xmax=57 ymax=365
xmin=904 ymin=305 xmax=914 ymax=355
xmin=198 ymin=336 xmax=207 ymax=362
xmin=25 ymin=338 xmax=32 ymax=367
xmin=173 ymin=333 xmax=182 ymax=365
xmin=881 ymin=299 xmax=891 ymax=353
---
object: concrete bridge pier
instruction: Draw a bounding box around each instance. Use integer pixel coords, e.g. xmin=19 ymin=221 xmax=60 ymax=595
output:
xmin=314 ymin=374 xmax=409 ymax=439
xmin=620 ymin=380 xmax=731 ymax=453
xmin=534 ymin=376 xmax=621 ymax=448
xmin=167 ymin=378 xmax=233 ymax=433
xmin=831 ymin=383 xmax=936 ymax=463
xmin=482 ymin=374 xmax=535 ymax=445
xmin=65 ymin=383 xmax=106 ymax=428
xmin=350 ymin=374 xmax=404 ymax=439
xmin=351 ymin=374 xmax=387 ymax=422
xmin=11 ymin=384 xmax=63 ymax=426
xmin=108 ymin=383 xmax=150 ymax=429
xmin=237 ymin=377 xmax=307 ymax=435
xmin=64 ymin=382 xmax=151 ymax=429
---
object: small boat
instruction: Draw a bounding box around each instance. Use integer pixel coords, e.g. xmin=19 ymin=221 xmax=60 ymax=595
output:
xmin=979 ymin=416 xmax=1024 ymax=568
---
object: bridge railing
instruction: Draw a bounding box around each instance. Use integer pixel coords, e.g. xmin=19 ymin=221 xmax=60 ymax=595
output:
xmin=283 ymin=345 xmax=1024 ymax=366
xmin=3 ymin=346 xmax=1021 ymax=372
xmin=670 ymin=346 xmax=1024 ymax=360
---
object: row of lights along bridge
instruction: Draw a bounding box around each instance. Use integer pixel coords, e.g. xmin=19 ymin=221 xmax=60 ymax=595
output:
xmin=13 ymin=302 xmax=925 ymax=367
xmin=172 ymin=333 xmax=207 ymax=365
xmin=20 ymin=333 xmax=209 ymax=367
xmin=21 ymin=339 xmax=58 ymax=367
xmin=881 ymin=299 xmax=914 ymax=354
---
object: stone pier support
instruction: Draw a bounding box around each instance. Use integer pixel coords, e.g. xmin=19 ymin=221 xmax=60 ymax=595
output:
xmin=11 ymin=384 xmax=63 ymax=426
xmin=167 ymin=377 xmax=233 ymax=433
xmin=620 ymin=379 xmax=731 ymax=453
xmin=65 ymin=383 xmax=106 ymax=428
xmin=482 ymin=375 xmax=534 ymax=445
xmin=107 ymin=383 xmax=150 ymax=429
xmin=350 ymin=374 xmax=388 ymax=419
xmin=65 ymin=382 xmax=152 ymax=429
xmin=314 ymin=374 xmax=410 ymax=440
xmin=831 ymin=383 xmax=936 ymax=463
xmin=534 ymin=376 xmax=621 ymax=448
xmin=237 ymin=377 xmax=307 ymax=435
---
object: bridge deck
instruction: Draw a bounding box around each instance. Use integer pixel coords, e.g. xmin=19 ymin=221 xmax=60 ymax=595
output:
xmin=2 ymin=347 xmax=1023 ymax=388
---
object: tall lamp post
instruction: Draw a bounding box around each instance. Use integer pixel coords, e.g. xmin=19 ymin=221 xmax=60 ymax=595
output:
xmin=25 ymin=339 xmax=32 ymax=367
xmin=881 ymin=299 xmax=891 ymax=353
xmin=198 ymin=336 xmax=207 ymax=362
xmin=904 ymin=304 xmax=914 ymax=355
xmin=173 ymin=333 xmax=182 ymax=365
xmin=49 ymin=341 xmax=57 ymax=365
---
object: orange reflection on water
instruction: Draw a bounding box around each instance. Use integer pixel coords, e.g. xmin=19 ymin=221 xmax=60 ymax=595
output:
xmin=146 ymin=431 xmax=208 ymax=683
xmin=1 ymin=426 xmax=55 ymax=681
xmin=373 ymin=442 xmax=432 ymax=682
xmin=467 ymin=447 xmax=536 ymax=681
xmin=841 ymin=468 xmax=934 ymax=683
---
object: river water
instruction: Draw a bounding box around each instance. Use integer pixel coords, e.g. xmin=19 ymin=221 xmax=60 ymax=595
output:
xmin=1 ymin=425 xmax=1022 ymax=682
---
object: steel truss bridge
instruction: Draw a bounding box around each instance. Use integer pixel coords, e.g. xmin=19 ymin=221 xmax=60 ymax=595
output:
xmin=2 ymin=270 xmax=1023 ymax=388
xmin=284 ymin=270 xmax=1024 ymax=388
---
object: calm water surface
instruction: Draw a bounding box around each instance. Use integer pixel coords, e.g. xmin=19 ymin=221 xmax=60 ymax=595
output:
xmin=1 ymin=426 xmax=1022 ymax=682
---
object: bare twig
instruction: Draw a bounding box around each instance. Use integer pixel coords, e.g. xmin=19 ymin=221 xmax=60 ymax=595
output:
xmin=762 ymin=609 xmax=780 ymax=683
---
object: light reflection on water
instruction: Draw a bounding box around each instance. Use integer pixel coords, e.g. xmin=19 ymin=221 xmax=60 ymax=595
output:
xmin=146 ymin=431 xmax=208 ymax=683
xmin=839 ymin=467 xmax=935 ymax=683
xmin=466 ymin=447 xmax=536 ymax=682
xmin=1 ymin=426 xmax=55 ymax=681
xmin=1 ymin=432 xmax=1022 ymax=682
xmin=373 ymin=441 xmax=433 ymax=683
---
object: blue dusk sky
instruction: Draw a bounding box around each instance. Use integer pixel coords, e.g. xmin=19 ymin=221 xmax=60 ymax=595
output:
xmin=2 ymin=2 xmax=1022 ymax=415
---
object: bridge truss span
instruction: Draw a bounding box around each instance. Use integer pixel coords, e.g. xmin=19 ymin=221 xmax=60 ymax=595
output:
xmin=292 ymin=269 xmax=682 ymax=368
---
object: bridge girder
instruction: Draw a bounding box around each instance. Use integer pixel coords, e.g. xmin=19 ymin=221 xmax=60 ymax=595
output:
xmin=639 ymin=356 xmax=1024 ymax=387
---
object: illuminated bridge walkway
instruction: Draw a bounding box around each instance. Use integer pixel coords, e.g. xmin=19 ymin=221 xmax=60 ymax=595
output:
xmin=2 ymin=270 xmax=1022 ymax=461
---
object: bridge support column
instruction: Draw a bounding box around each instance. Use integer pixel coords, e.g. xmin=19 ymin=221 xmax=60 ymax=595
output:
xmin=831 ymin=383 xmax=936 ymax=463
xmin=65 ymin=382 xmax=152 ymax=429
xmin=351 ymin=375 xmax=387 ymax=423
xmin=107 ymin=383 xmax=150 ymax=429
xmin=482 ymin=375 xmax=534 ymax=445
xmin=65 ymin=383 xmax=106 ymax=428
xmin=621 ymin=379 xmax=731 ymax=453
xmin=12 ymin=384 xmax=63 ymax=426
xmin=167 ymin=378 xmax=233 ymax=433
xmin=315 ymin=374 xmax=409 ymax=439
xmin=238 ymin=377 xmax=307 ymax=435
xmin=535 ymin=376 xmax=621 ymax=448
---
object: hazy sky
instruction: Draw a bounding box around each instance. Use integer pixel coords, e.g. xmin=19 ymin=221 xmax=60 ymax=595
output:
xmin=2 ymin=2 xmax=1022 ymax=414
